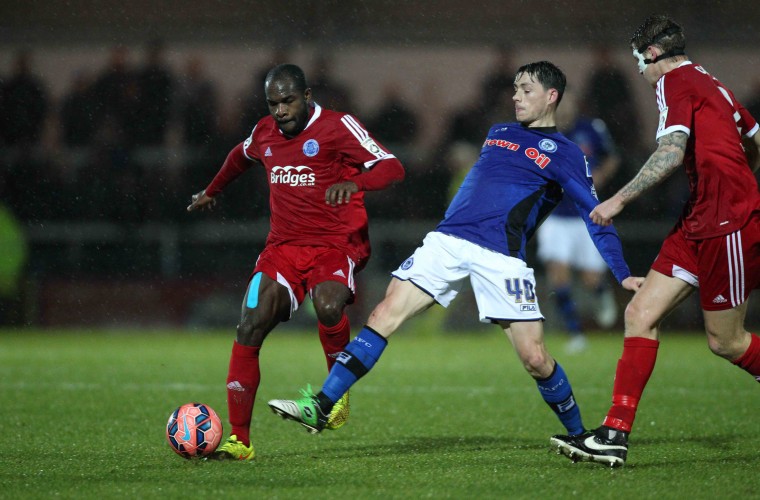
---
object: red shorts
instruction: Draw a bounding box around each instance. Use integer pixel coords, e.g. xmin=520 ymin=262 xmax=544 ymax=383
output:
xmin=651 ymin=214 xmax=760 ymax=311
xmin=253 ymin=244 xmax=358 ymax=307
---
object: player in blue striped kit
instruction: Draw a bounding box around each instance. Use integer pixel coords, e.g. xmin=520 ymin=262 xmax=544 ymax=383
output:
xmin=268 ymin=61 xmax=643 ymax=439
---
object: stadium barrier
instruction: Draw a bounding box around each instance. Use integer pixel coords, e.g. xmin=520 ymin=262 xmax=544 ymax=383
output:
xmin=14 ymin=218 xmax=736 ymax=331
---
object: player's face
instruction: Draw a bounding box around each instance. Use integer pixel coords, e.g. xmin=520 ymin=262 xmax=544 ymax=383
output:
xmin=632 ymin=46 xmax=661 ymax=88
xmin=265 ymin=78 xmax=311 ymax=137
xmin=512 ymin=73 xmax=555 ymax=127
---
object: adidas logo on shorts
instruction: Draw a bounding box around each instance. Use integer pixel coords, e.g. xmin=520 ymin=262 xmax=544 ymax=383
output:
xmin=712 ymin=295 xmax=728 ymax=304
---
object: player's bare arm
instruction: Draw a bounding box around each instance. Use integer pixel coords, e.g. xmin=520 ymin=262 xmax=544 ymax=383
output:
xmin=619 ymin=131 xmax=686 ymax=200
xmin=590 ymin=131 xmax=687 ymax=225
xmin=187 ymin=189 xmax=217 ymax=212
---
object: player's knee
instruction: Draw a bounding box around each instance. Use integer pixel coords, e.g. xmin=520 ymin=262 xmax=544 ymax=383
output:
xmin=520 ymin=349 xmax=551 ymax=378
xmin=705 ymin=333 xmax=738 ymax=360
xmin=236 ymin=314 xmax=267 ymax=346
xmin=366 ymin=300 xmax=402 ymax=334
xmin=704 ymin=326 xmax=745 ymax=360
xmin=312 ymin=282 xmax=350 ymax=326
xmin=313 ymin=299 xmax=344 ymax=326
xmin=706 ymin=337 xmax=726 ymax=358
xmin=236 ymin=318 xmax=256 ymax=345
xmin=623 ymin=300 xmax=655 ymax=335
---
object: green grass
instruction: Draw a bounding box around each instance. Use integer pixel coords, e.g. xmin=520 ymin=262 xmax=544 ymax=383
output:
xmin=2 ymin=327 xmax=759 ymax=499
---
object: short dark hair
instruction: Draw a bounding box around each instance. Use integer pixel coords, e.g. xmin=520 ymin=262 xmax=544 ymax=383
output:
xmin=630 ymin=14 xmax=686 ymax=54
xmin=514 ymin=61 xmax=566 ymax=104
xmin=265 ymin=63 xmax=308 ymax=93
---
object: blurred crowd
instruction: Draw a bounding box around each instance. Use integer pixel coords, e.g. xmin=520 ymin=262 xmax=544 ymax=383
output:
xmin=3 ymin=42 xmax=760 ymax=229
xmin=6 ymin=42 xmax=760 ymax=327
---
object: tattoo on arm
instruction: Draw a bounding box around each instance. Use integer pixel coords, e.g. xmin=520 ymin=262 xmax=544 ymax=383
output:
xmin=618 ymin=132 xmax=687 ymax=203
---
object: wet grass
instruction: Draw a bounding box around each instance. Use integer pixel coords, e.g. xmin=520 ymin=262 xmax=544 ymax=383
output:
xmin=2 ymin=328 xmax=759 ymax=499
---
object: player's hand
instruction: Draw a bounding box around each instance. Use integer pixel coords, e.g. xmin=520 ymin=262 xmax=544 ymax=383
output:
xmin=590 ymin=194 xmax=625 ymax=226
xmin=325 ymin=182 xmax=359 ymax=206
xmin=187 ymin=189 xmax=217 ymax=212
xmin=621 ymin=276 xmax=644 ymax=292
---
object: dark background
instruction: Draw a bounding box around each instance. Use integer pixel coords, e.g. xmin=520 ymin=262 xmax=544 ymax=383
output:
xmin=1 ymin=0 xmax=758 ymax=329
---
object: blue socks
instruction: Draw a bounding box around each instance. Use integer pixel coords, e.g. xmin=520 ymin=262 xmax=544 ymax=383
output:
xmin=555 ymin=286 xmax=582 ymax=335
xmin=321 ymin=326 xmax=387 ymax=403
xmin=536 ymin=362 xmax=584 ymax=435
xmin=318 ymin=326 xmax=584 ymax=437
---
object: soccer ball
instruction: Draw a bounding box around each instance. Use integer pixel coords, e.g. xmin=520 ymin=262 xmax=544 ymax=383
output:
xmin=166 ymin=402 xmax=223 ymax=458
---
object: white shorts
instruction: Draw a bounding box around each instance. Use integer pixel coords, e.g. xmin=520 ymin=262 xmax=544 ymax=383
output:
xmin=536 ymin=215 xmax=607 ymax=272
xmin=392 ymin=232 xmax=544 ymax=323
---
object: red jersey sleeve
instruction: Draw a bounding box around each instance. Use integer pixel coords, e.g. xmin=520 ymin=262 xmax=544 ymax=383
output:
xmin=352 ymin=157 xmax=405 ymax=191
xmin=655 ymin=72 xmax=694 ymax=140
xmin=736 ymin=100 xmax=759 ymax=137
xmin=204 ymin=142 xmax=255 ymax=197
xmin=652 ymin=63 xmax=760 ymax=238
xmin=241 ymin=125 xmax=262 ymax=161
xmin=336 ymin=114 xmax=397 ymax=168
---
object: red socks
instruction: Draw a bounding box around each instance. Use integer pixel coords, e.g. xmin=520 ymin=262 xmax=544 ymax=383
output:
xmin=602 ymin=333 xmax=760 ymax=434
xmin=733 ymin=333 xmax=760 ymax=382
xmin=603 ymin=337 xmax=660 ymax=433
xmin=318 ymin=313 xmax=351 ymax=371
xmin=225 ymin=341 xmax=261 ymax=447
xmin=223 ymin=314 xmax=349 ymax=447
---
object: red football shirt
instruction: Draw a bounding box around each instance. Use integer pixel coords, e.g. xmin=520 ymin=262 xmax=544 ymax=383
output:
xmin=240 ymin=103 xmax=394 ymax=265
xmin=655 ymin=61 xmax=760 ymax=239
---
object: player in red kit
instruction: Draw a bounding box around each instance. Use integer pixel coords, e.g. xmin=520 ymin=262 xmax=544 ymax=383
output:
xmin=187 ymin=64 xmax=404 ymax=460
xmin=551 ymin=15 xmax=760 ymax=467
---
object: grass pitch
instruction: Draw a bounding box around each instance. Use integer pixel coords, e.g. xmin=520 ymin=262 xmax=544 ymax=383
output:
xmin=2 ymin=327 xmax=759 ymax=499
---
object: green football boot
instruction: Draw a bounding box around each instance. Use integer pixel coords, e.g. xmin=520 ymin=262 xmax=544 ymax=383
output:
xmin=268 ymin=386 xmax=328 ymax=434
